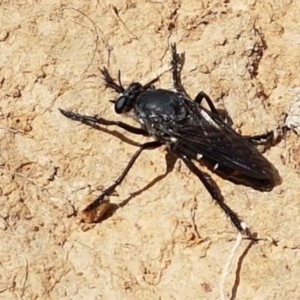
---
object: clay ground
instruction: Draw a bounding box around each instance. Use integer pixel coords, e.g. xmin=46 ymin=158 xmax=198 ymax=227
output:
xmin=1 ymin=1 xmax=300 ymax=299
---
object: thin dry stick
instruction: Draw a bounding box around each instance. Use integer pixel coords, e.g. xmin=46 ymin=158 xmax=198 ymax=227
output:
xmin=219 ymin=223 xmax=246 ymax=300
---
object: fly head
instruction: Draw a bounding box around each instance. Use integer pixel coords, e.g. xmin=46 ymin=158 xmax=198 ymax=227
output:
xmin=114 ymin=82 xmax=143 ymax=114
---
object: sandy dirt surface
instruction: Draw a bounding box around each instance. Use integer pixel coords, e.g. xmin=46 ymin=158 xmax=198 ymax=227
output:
xmin=1 ymin=1 xmax=300 ymax=299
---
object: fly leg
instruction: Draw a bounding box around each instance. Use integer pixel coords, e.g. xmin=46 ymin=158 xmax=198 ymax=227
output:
xmin=170 ymin=43 xmax=190 ymax=96
xmin=101 ymin=64 xmax=161 ymax=93
xmin=174 ymin=151 xmax=247 ymax=234
xmin=83 ymin=141 xmax=162 ymax=213
xmin=171 ymin=43 xmax=182 ymax=90
xmin=194 ymin=91 xmax=222 ymax=118
xmin=243 ymin=131 xmax=275 ymax=147
xmin=59 ymin=109 xmax=149 ymax=136
xmin=194 ymin=90 xmax=287 ymax=149
xmin=100 ymin=67 xmax=124 ymax=93
xmin=243 ymin=125 xmax=289 ymax=149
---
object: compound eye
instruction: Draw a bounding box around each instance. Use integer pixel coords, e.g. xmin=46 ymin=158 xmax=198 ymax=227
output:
xmin=115 ymin=96 xmax=131 ymax=114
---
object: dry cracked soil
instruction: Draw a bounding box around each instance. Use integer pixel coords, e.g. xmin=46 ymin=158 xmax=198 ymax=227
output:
xmin=1 ymin=1 xmax=300 ymax=299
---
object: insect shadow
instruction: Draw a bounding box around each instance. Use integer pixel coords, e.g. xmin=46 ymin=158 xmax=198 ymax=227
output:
xmin=60 ymin=44 xmax=285 ymax=235
xmin=99 ymin=152 xmax=178 ymax=221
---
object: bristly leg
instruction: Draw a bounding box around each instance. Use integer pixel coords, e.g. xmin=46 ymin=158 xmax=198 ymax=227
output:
xmin=82 ymin=140 xmax=162 ymax=213
xmin=174 ymin=150 xmax=247 ymax=234
xmin=193 ymin=90 xmax=286 ymax=150
xmin=59 ymin=109 xmax=149 ymax=136
xmin=171 ymin=43 xmax=188 ymax=96
xmin=194 ymin=91 xmax=222 ymax=118
xmin=101 ymin=66 xmax=160 ymax=94
xmin=243 ymin=125 xmax=288 ymax=149
xmin=100 ymin=67 xmax=124 ymax=93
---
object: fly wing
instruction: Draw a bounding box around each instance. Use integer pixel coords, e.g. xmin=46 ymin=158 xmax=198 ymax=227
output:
xmin=165 ymin=104 xmax=278 ymax=182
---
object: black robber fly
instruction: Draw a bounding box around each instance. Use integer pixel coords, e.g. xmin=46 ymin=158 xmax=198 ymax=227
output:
xmin=60 ymin=44 xmax=282 ymax=234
